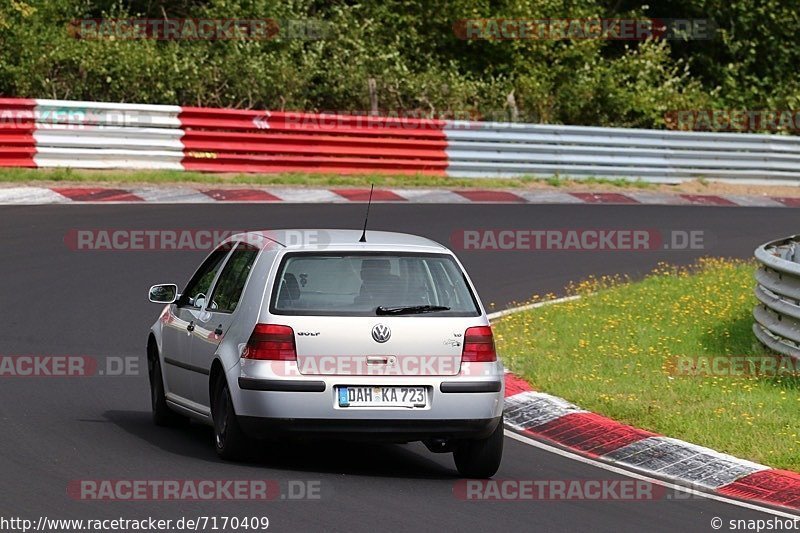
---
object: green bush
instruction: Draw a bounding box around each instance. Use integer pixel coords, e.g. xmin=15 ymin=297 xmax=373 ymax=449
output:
xmin=0 ymin=1 xmax=794 ymax=130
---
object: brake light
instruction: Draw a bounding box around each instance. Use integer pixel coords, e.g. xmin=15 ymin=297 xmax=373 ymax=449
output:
xmin=242 ymin=324 xmax=296 ymax=361
xmin=462 ymin=326 xmax=497 ymax=362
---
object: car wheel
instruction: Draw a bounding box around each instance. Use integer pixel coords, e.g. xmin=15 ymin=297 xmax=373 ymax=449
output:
xmin=453 ymin=415 xmax=504 ymax=478
xmin=212 ymin=374 xmax=250 ymax=460
xmin=150 ymin=356 xmax=187 ymax=427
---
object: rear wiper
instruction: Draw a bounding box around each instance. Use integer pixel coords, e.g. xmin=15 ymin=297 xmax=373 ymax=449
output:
xmin=376 ymin=305 xmax=451 ymax=315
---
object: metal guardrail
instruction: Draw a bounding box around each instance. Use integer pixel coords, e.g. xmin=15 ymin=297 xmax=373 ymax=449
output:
xmin=1 ymin=97 xmax=800 ymax=180
xmin=0 ymin=98 xmax=185 ymax=170
xmin=447 ymin=122 xmax=800 ymax=182
xmin=753 ymin=236 xmax=800 ymax=359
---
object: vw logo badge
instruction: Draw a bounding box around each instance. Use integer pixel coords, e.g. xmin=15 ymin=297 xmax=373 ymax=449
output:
xmin=371 ymin=324 xmax=391 ymax=343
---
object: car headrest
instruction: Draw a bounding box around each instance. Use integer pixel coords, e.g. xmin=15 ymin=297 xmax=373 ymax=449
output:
xmin=280 ymin=273 xmax=301 ymax=301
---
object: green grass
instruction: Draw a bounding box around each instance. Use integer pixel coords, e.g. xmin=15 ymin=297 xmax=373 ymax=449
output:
xmin=581 ymin=176 xmax=653 ymax=189
xmin=493 ymin=259 xmax=800 ymax=471
xmin=0 ymin=167 xmax=656 ymax=190
xmin=543 ymin=175 xmax=652 ymax=189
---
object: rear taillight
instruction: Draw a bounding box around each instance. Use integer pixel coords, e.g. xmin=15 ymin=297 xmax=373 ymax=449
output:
xmin=242 ymin=324 xmax=296 ymax=361
xmin=462 ymin=326 xmax=497 ymax=362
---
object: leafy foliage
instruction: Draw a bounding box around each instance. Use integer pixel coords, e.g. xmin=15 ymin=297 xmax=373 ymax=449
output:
xmin=0 ymin=1 xmax=793 ymax=129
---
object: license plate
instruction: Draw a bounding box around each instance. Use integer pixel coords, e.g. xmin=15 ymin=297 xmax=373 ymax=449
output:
xmin=337 ymin=386 xmax=427 ymax=408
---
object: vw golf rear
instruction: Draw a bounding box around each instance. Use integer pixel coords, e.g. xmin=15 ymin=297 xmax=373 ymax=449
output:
xmin=147 ymin=230 xmax=504 ymax=478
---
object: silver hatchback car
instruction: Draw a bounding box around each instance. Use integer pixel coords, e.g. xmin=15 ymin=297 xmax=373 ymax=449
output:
xmin=147 ymin=229 xmax=504 ymax=477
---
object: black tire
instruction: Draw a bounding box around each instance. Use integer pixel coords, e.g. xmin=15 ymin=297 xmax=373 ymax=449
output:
xmin=211 ymin=374 xmax=250 ymax=461
xmin=149 ymin=356 xmax=187 ymax=427
xmin=453 ymin=416 xmax=504 ymax=478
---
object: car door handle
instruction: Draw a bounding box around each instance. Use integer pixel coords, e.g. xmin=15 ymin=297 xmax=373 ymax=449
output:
xmin=214 ymin=325 xmax=224 ymax=335
xmin=187 ymin=321 xmax=195 ymax=332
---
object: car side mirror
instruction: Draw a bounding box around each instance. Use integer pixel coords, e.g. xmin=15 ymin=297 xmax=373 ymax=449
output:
xmin=149 ymin=284 xmax=179 ymax=304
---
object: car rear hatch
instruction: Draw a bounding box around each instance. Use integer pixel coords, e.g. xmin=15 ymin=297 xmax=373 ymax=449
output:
xmin=267 ymin=250 xmax=485 ymax=376
xmin=285 ymin=316 xmax=470 ymax=376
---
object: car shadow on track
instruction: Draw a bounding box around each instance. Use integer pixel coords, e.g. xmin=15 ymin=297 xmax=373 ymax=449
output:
xmin=103 ymin=410 xmax=458 ymax=480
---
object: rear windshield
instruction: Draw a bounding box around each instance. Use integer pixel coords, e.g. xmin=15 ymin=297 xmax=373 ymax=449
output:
xmin=270 ymin=252 xmax=481 ymax=316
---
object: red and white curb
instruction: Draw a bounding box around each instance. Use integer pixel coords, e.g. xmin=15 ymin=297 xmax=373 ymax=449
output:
xmin=0 ymin=186 xmax=798 ymax=207
xmin=501 ymin=372 xmax=800 ymax=512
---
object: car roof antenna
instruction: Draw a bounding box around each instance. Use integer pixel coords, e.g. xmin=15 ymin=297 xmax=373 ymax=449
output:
xmin=358 ymin=184 xmax=374 ymax=243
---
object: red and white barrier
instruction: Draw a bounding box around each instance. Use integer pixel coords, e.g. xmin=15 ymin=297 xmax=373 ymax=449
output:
xmin=0 ymin=98 xmax=447 ymax=175
xmin=0 ymin=98 xmax=184 ymax=170
xmin=180 ymin=107 xmax=448 ymax=174
xmin=0 ymin=98 xmax=37 ymax=168
xmin=3 ymin=97 xmax=800 ymax=182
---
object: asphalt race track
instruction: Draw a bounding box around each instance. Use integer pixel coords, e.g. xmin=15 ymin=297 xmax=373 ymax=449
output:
xmin=2 ymin=203 xmax=799 ymax=532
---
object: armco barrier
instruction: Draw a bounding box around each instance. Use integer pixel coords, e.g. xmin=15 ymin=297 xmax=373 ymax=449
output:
xmin=447 ymin=121 xmax=800 ymax=181
xmin=179 ymin=107 xmax=448 ymax=174
xmin=0 ymin=98 xmax=37 ymax=168
xmin=2 ymin=97 xmax=800 ymax=181
xmin=0 ymin=98 xmax=184 ymax=170
xmin=754 ymin=236 xmax=800 ymax=359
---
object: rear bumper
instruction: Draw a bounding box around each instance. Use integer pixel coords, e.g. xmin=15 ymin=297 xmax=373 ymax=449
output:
xmin=239 ymin=377 xmax=502 ymax=394
xmin=439 ymin=380 xmax=502 ymax=393
xmin=238 ymin=377 xmax=326 ymax=392
xmin=238 ymin=415 xmax=502 ymax=441
xmin=229 ymin=360 xmax=505 ymax=441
